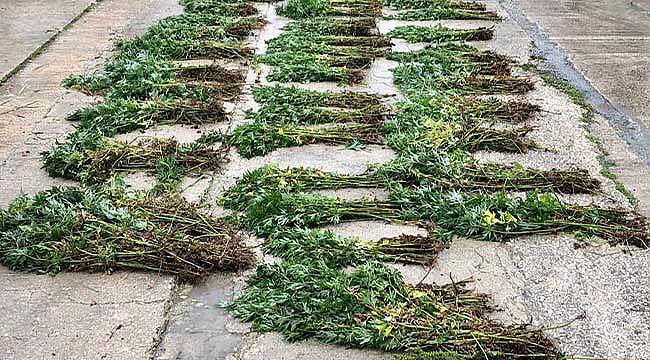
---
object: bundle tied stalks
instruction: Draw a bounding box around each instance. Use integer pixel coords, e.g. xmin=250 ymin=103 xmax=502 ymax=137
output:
xmin=0 ymin=186 xmax=255 ymax=280
xmin=45 ymin=131 xmax=227 ymax=182
xmin=459 ymin=124 xmax=538 ymax=153
xmin=262 ymin=51 xmax=375 ymax=70
xmin=228 ymin=261 xmax=558 ymax=358
xmin=219 ymin=164 xmax=384 ymax=211
xmin=388 ymin=25 xmax=494 ymax=43
xmin=229 ymin=123 xmax=384 ymax=158
xmin=385 ymin=114 xmax=539 ymax=154
xmin=237 ymin=188 xmax=649 ymax=247
xmin=175 ymin=64 xmax=244 ymax=82
xmin=221 ymin=153 xmax=600 ymax=211
xmin=377 ymin=151 xmax=601 ymax=194
xmin=68 ymin=99 xmax=226 ymax=136
xmin=393 ymin=63 xmax=534 ymax=96
xmin=269 ymin=32 xmax=391 ymax=49
xmin=266 ymin=60 xmax=366 ymax=84
xmin=252 ymin=86 xmax=385 ymax=109
xmin=381 ymin=0 xmax=487 ymax=11
xmin=283 ymin=18 xmax=377 ymax=36
xmin=459 ymin=97 xmax=541 ymax=123
xmin=179 ymin=0 xmax=259 ymax=16
xmin=385 ymin=6 xmax=500 ymax=21
xmin=117 ymin=37 xmax=253 ymax=60
xmin=265 ymin=229 xmax=445 ymax=267
xmin=388 ymin=44 xmax=514 ymax=77
xmin=63 ymin=58 xmax=244 ymax=101
xmin=277 ymin=0 xmax=382 ymax=19
xmin=246 ymin=103 xmax=391 ymax=125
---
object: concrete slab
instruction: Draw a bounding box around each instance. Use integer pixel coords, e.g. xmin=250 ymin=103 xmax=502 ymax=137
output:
xmin=0 ymin=0 xmax=96 ymax=82
xmin=0 ymin=0 xmax=184 ymax=359
xmin=0 ymin=268 xmax=174 ymax=359
xmin=506 ymin=0 xmax=650 ymax=127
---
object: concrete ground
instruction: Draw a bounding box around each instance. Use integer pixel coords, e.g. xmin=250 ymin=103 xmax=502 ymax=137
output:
xmin=0 ymin=0 xmax=96 ymax=82
xmin=0 ymin=0 xmax=649 ymax=359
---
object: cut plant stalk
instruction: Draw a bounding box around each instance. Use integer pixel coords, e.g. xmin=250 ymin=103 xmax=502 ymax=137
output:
xmin=68 ymin=99 xmax=226 ymax=136
xmin=381 ymin=0 xmax=487 ymax=11
xmin=229 ymin=123 xmax=384 ymax=158
xmin=238 ymin=188 xmax=649 ymax=247
xmin=219 ymin=164 xmax=384 ymax=211
xmin=277 ymin=0 xmax=382 ymax=19
xmin=0 ymin=186 xmax=254 ymax=280
xmin=385 ymin=7 xmax=500 ymax=21
xmin=43 ymin=131 xmax=227 ymax=183
xmin=265 ymin=228 xmax=446 ymax=267
xmin=388 ymin=24 xmax=493 ymax=43
xmin=246 ymin=103 xmax=391 ymax=125
xmin=252 ymin=85 xmax=385 ymax=108
xmin=282 ymin=18 xmax=378 ymax=36
xmin=228 ymin=261 xmax=559 ymax=357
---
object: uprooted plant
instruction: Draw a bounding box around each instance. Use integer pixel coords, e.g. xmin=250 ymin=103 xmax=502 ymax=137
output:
xmin=0 ymin=185 xmax=254 ymax=280
xmin=227 ymin=261 xmax=558 ymax=358
xmin=43 ymin=130 xmax=227 ymax=183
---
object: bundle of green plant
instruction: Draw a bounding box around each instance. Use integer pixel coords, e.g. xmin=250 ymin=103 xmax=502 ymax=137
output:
xmin=43 ymin=130 xmax=227 ymax=183
xmin=282 ymin=18 xmax=377 ymax=36
xmin=156 ymin=12 xmax=262 ymax=30
xmin=388 ymin=43 xmax=513 ymax=76
xmin=117 ymin=37 xmax=253 ymax=60
xmin=64 ymin=56 xmax=244 ymax=100
xmin=459 ymin=124 xmax=538 ymax=153
xmin=0 ymin=186 xmax=254 ymax=279
xmin=220 ymin=158 xmax=599 ymax=215
xmin=385 ymin=7 xmax=499 ymax=21
xmin=246 ymin=103 xmax=391 ymax=125
xmin=229 ymin=123 xmax=384 ymax=158
xmin=381 ymin=0 xmax=486 ymax=11
xmin=179 ymin=0 xmax=259 ymax=17
xmin=455 ymin=97 xmax=540 ymax=123
xmin=227 ymin=261 xmax=558 ymax=357
xmin=396 ymin=186 xmax=650 ymax=247
xmin=67 ymin=99 xmax=226 ymax=137
xmin=175 ymin=64 xmax=244 ymax=82
xmin=220 ymin=164 xmax=383 ymax=211
xmin=393 ymin=63 xmax=533 ymax=97
xmin=375 ymin=150 xmax=601 ymax=194
xmin=268 ymin=32 xmax=390 ymax=50
xmin=265 ymin=228 xmax=445 ymax=267
xmin=240 ymin=187 xmax=650 ymax=247
xmin=241 ymin=191 xmax=400 ymax=234
xmin=261 ymin=51 xmax=373 ymax=70
xmin=267 ymin=43 xmax=386 ymax=61
xmin=392 ymin=96 xmax=539 ymax=129
xmin=263 ymin=58 xmax=365 ymax=84
xmin=388 ymin=25 xmax=493 ymax=43
xmin=384 ymin=111 xmax=538 ymax=154
xmin=252 ymin=86 xmax=384 ymax=108
xmin=277 ymin=0 xmax=381 ymax=19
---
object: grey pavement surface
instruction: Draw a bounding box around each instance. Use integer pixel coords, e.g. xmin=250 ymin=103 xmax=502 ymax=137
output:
xmin=0 ymin=0 xmax=96 ymax=82
xmin=0 ymin=0 xmax=649 ymax=359
xmin=508 ymin=0 xmax=650 ymax=128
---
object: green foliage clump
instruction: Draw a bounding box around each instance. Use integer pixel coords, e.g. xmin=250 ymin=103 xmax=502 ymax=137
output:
xmin=0 ymin=186 xmax=254 ymax=279
xmin=228 ymin=261 xmax=557 ymax=356
xmin=388 ymin=25 xmax=493 ymax=43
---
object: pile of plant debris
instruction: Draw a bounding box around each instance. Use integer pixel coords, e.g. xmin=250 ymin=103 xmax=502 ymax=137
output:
xmin=46 ymin=0 xmax=259 ymax=188
xmin=3 ymin=0 xmax=264 ymax=281
xmin=216 ymin=0 xmax=649 ymax=358
xmin=0 ymin=185 xmax=254 ymax=281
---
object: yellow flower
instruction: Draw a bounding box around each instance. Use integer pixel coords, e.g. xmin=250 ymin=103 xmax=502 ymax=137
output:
xmin=482 ymin=210 xmax=501 ymax=226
